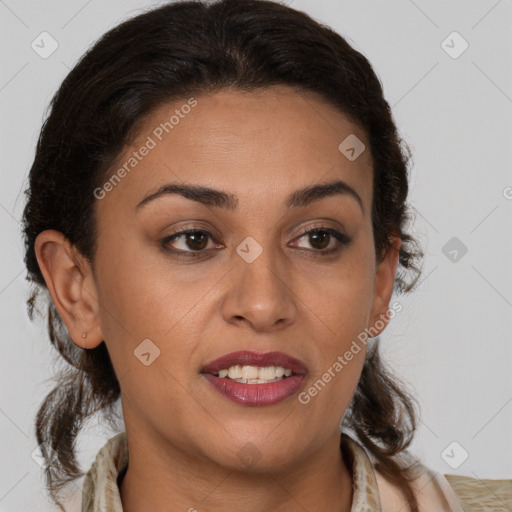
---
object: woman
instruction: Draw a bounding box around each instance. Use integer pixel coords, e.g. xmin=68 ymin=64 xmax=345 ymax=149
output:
xmin=22 ymin=0 xmax=484 ymax=510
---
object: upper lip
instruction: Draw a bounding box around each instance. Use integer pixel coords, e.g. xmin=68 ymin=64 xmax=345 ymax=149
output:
xmin=201 ymin=351 xmax=308 ymax=376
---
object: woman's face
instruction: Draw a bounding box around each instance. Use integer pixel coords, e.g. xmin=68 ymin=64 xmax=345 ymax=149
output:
xmin=52 ymin=86 xmax=399 ymax=471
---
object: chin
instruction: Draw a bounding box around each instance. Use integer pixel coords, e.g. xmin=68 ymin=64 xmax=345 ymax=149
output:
xmin=202 ymin=432 xmax=309 ymax=474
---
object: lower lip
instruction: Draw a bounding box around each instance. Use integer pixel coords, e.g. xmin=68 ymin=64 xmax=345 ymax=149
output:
xmin=202 ymin=374 xmax=306 ymax=406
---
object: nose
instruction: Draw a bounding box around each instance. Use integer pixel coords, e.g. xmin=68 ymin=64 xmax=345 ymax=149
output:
xmin=220 ymin=242 xmax=298 ymax=332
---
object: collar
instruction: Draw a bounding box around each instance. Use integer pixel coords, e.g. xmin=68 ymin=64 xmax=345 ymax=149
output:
xmin=80 ymin=430 xmax=462 ymax=512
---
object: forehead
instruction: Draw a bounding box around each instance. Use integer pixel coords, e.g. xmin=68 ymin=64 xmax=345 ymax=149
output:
xmin=98 ymin=85 xmax=373 ymax=213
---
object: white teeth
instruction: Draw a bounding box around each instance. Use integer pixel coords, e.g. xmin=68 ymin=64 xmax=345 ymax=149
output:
xmin=259 ymin=366 xmax=276 ymax=380
xmin=227 ymin=366 xmax=242 ymax=379
xmin=241 ymin=365 xmax=259 ymax=379
xmin=233 ymin=377 xmax=283 ymax=384
xmin=217 ymin=365 xmax=293 ymax=381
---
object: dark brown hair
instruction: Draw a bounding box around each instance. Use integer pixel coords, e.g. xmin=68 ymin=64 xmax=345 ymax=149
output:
xmin=22 ymin=0 xmax=424 ymax=510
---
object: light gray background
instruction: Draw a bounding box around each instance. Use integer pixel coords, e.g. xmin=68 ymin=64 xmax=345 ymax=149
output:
xmin=1 ymin=0 xmax=511 ymax=510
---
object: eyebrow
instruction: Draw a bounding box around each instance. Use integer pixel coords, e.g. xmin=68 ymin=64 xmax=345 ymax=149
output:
xmin=134 ymin=179 xmax=364 ymax=214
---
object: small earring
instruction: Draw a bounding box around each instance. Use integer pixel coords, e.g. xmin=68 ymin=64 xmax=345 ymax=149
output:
xmin=82 ymin=332 xmax=87 ymax=338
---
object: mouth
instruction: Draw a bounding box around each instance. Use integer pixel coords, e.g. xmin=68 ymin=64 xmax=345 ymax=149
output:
xmin=200 ymin=351 xmax=308 ymax=407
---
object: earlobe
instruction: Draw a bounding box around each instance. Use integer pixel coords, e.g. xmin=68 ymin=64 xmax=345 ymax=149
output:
xmin=34 ymin=229 xmax=103 ymax=350
xmin=368 ymin=233 xmax=402 ymax=336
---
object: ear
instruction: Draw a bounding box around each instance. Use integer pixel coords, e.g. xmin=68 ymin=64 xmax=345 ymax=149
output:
xmin=368 ymin=232 xmax=401 ymax=336
xmin=34 ymin=229 xmax=103 ymax=349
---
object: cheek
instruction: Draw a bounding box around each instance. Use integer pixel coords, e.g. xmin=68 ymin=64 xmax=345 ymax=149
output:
xmin=297 ymin=269 xmax=373 ymax=425
xmin=92 ymin=235 xmax=199 ymax=376
xmin=303 ymin=275 xmax=371 ymax=385
xmin=304 ymin=241 xmax=376 ymax=334
xmin=93 ymin=237 xmax=232 ymax=398
xmin=299 ymin=233 xmax=375 ymax=394
xmin=95 ymin=224 xmax=187 ymax=328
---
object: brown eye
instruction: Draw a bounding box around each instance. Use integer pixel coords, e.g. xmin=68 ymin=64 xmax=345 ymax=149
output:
xmin=182 ymin=231 xmax=209 ymax=251
xmin=161 ymin=229 xmax=217 ymax=257
xmin=307 ymin=230 xmax=330 ymax=250
xmin=294 ymin=227 xmax=351 ymax=254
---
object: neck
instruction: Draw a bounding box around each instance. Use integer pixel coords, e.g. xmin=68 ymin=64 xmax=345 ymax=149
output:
xmin=119 ymin=429 xmax=353 ymax=512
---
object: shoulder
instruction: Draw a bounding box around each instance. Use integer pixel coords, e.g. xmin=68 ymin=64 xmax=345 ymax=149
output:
xmin=374 ymin=460 xmax=466 ymax=512
xmin=341 ymin=434 xmax=511 ymax=511
xmin=376 ymin=462 xmax=512 ymax=512
xmin=444 ymin=473 xmax=512 ymax=511
xmin=341 ymin=434 xmax=463 ymax=511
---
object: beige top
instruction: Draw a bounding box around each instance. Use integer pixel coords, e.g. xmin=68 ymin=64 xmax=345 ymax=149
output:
xmin=80 ymin=431 xmax=508 ymax=511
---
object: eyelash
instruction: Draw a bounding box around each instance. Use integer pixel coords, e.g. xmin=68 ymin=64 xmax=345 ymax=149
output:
xmin=160 ymin=225 xmax=352 ymax=259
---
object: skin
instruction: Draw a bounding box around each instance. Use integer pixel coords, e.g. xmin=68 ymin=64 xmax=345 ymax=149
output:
xmin=35 ymin=85 xmax=400 ymax=512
